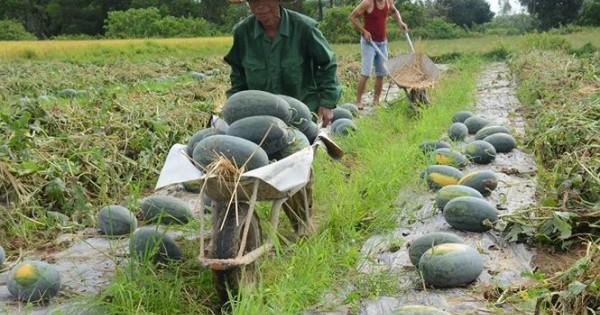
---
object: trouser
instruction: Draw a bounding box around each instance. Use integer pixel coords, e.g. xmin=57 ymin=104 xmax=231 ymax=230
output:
xmin=282 ymin=169 xmax=314 ymax=236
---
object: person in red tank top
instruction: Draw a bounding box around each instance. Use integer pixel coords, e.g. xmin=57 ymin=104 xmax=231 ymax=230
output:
xmin=349 ymin=0 xmax=407 ymax=109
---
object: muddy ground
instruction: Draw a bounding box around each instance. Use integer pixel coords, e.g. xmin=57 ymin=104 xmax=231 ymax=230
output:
xmin=1 ymin=62 xmax=543 ymax=315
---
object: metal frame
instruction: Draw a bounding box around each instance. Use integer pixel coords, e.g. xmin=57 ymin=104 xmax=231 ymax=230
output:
xmin=197 ymin=178 xmax=310 ymax=271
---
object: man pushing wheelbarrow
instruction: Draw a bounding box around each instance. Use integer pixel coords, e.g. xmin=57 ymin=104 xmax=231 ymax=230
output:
xmin=223 ymin=0 xmax=342 ymax=238
xmin=191 ymin=0 xmax=344 ymax=304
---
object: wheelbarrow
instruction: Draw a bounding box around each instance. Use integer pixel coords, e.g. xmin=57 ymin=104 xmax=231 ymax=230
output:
xmin=154 ymin=128 xmax=343 ymax=303
xmin=371 ymin=32 xmax=440 ymax=108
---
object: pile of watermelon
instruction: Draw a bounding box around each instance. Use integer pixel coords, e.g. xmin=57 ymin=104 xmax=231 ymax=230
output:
xmin=186 ymin=90 xmax=359 ymax=176
xmin=410 ymin=110 xmax=519 ymax=289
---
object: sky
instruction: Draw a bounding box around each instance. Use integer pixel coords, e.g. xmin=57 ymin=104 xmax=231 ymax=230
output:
xmin=486 ymin=0 xmax=525 ymax=14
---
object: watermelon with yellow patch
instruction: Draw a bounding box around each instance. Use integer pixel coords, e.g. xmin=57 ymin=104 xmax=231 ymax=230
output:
xmin=7 ymin=261 xmax=61 ymax=302
xmin=408 ymin=232 xmax=465 ymax=267
xmin=431 ymin=148 xmax=468 ymax=169
xmin=458 ymin=170 xmax=498 ymax=196
xmin=421 ymin=165 xmax=464 ymax=191
xmin=418 ymin=243 xmax=483 ymax=288
xmin=435 ymin=184 xmax=484 ymax=209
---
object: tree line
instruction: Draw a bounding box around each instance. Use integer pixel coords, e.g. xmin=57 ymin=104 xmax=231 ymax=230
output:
xmin=0 ymin=0 xmax=599 ymax=40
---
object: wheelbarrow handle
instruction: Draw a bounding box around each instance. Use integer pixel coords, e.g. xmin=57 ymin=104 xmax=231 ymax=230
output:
xmin=404 ymin=32 xmax=415 ymax=53
xmin=369 ymin=41 xmax=388 ymax=61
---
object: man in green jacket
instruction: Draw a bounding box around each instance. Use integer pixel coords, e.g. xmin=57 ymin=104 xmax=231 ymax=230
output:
xmin=224 ymin=0 xmax=342 ymax=237
xmin=224 ymin=0 xmax=342 ymax=126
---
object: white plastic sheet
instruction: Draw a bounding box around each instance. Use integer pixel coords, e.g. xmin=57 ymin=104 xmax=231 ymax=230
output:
xmin=154 ymin=131 xmax=342 ymax=200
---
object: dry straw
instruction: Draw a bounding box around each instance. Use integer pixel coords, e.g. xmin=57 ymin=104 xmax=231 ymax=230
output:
xmin=390 ymin=52 xmax=437 ymax=89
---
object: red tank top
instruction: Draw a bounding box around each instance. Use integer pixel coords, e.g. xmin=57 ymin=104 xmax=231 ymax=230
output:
xmin=364 ymin=0 xmax=389 ymax=42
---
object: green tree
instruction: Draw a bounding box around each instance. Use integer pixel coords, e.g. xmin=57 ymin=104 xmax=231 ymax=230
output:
xmin=397 ymin=0 xmax=428 ymax=28
xmin=131 ymin=0 xmax=203 ymax=18
xmin=518 ymin=0 xmax=583 ymax=30
xmin=578 ymin=0 xmax=600 ymax=26
xmin=198 ymin=0 xmax=230 ymax=25
xmin=319 ymin=6 xmax=356 ymax=43
xmin=104 ymin=7 xmax=162 ymax=38
xmin=434 ymin=0 xmax=494 ymax=28
xmin=0 ymin=19 xmax=37 ymax=40
xmin=46 ymin=0 xmax=104 ymax=35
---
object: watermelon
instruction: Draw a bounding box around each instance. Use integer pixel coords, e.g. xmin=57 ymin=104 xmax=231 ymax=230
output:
xmin=181 ymin=180 xmax=201 ymax=193
xmin=139 ymin=195 xmax=193 ymax=225
xmin=189 ymin=71 xmax=205 ymax=80
xmin=226 ymin=115 xmax=289 ymax=155
xmin=7 ymin=261 xmax=61 ymax=302
xmin=97 ymin=205 xmax=138 ymax=235
xmin=391 ymin=305 xmax=452 ymax=315
xmin=474 ymin=125 xmax=511 ymax=140
xmin=46 ymin=211 xmax=70 ymax=227
xmin=332 ymin=107 xmax=354 ymax=122
xmin=435 ymin=184 xmax=484 ymax=209
xmin=303 ymin=121 xmax=320 ymax=144
xmin=419 ymin=140 xmax=452 ymax=154
xmin=339 ymin=103 xmax=359 ymax=117
xmin=278 ymin=95 xmax=313 ymax=132
xmin=463 ymin=116 xmax=490 ymax=134
xmin=58 ymin=88 xmax=77 ymax=98
xmin=277 ymin=129 xmax=310 ymax=159
xmin=443 ymin=196 xmax=498 ymax=232
xmin=421 ymin=165 xmax=464 ymax=191
xmin=431 ymin=148 xmax=468 ymax=169
xmin=408 ymin=232 xmax=465 ymax=267
xmin=331 ymin=118 xmax=357 ymax=136
xmin=192 ymin=135 xmax=269 ymax=172
xmin=129 ymin=227 xmax=183 ymax=263
xmin=418 ymin=243 xmax=483 ymax=288
xmin=448 ymin=122 xmax=468 ymax=141
xmin=463 ymin=140 xmax=497 ymax=164
xmin=483 ymin=133 xmax=517 ymax=153
xmin=186 ymin=128 xmax=224 ymax=158
xmin=451 ymin=111 xmax=474 ymax=123
xmin=222 ymin=90 xmax=291 ymax=124
xmin=458 ymin=170 xmax=499 ymax=196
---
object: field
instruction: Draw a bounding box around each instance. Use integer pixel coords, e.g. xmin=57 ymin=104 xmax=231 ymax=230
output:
xmin=1 ymin=29 xmax=599 ymax=314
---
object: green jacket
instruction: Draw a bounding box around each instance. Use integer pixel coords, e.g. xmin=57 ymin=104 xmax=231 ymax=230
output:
xmin=224 ymin=7 xmax=342 ymax=112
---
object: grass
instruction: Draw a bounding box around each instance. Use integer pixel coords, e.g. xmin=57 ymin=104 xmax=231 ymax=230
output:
xmin=1 ymin=28 xmax=599 ymax=64
xmin=0 ymin=37 xmax=232 ymax=63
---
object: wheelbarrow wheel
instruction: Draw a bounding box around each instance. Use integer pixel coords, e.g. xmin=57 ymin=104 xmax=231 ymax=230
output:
xmin=210 ymin=201 xmax=262 ymax=304
xmin=409 ymin=89 xmax=429 ymax=106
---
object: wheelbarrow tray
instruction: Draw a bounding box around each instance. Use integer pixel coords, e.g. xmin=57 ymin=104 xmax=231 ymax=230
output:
xmin=154 ymin=130 xmax=343 ymax=202
xmin=384 ymin=52 xmax=440 ymax=89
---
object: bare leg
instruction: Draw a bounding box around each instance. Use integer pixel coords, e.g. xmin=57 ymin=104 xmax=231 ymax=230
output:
xmin=355 ymin=75 xmax=369 ymax=109
xmin=373 ymin=76 xmax=384 ymax=106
